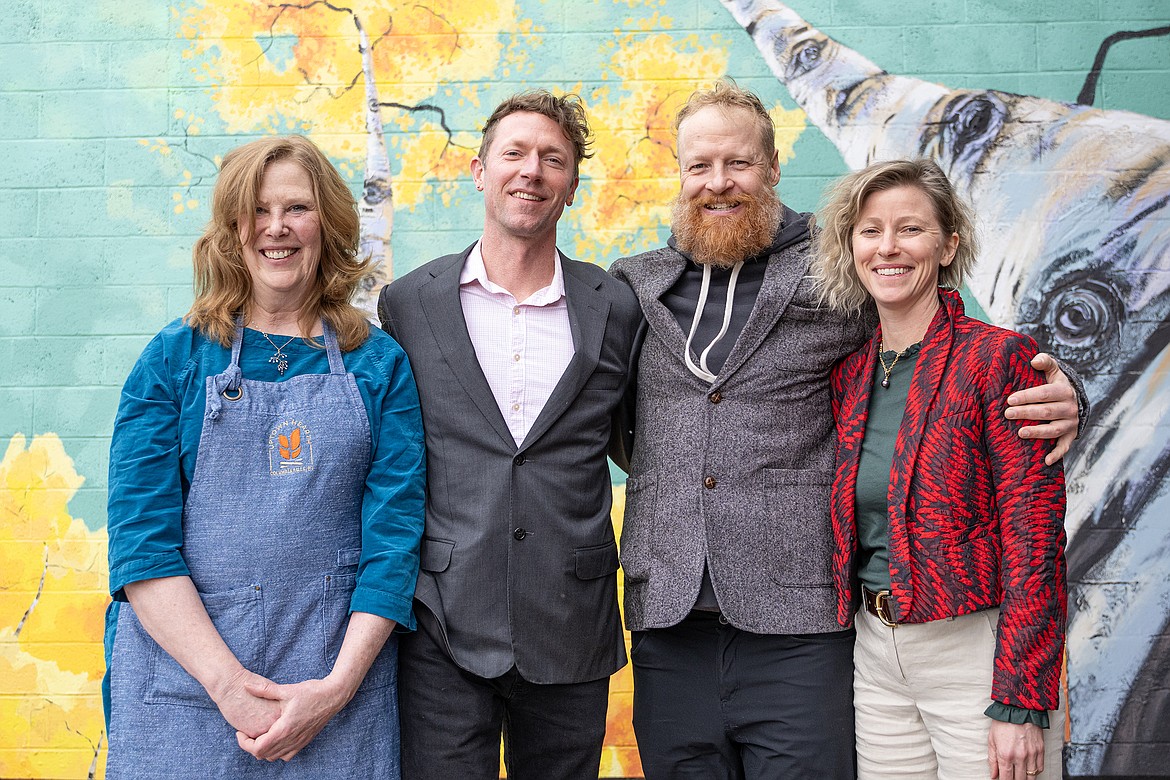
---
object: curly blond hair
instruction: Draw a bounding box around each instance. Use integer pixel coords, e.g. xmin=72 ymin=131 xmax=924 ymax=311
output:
xmin=812 ymin=158 xmax=979 ymax=315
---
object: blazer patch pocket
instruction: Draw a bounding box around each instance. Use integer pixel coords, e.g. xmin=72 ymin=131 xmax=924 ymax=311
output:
xmin=420 ymin=538 xmax=455 ymax=573
xmin=574 ymin=541 xmax=619 ymax=580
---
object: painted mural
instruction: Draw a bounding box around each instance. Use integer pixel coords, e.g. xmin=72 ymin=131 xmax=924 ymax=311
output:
xmin=715 ymin=1 xmax=1170 ymax=774
xmin=2 ymin=0 xmax=1168 ymax=777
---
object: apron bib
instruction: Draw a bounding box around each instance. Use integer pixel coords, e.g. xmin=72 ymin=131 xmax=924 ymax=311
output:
xmin=107 ymin=323 xmax=399 ymax=779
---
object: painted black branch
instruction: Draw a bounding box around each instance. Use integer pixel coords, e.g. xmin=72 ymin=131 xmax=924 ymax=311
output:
xmin=1077 ymin=26 xmax=1170 ymax=106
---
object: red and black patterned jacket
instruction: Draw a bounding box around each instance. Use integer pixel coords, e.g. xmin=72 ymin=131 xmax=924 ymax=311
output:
xmin=829 ymin=289 xmax=1068 ymax=710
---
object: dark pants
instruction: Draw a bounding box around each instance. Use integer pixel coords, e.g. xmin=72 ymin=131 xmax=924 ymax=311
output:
xmin=398 ymin=608 xmax=610 ymax=780
xmin=631 ymin=611 xmax=856 ymax=780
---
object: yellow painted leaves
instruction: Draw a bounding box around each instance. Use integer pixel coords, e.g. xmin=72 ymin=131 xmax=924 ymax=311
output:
xmin=181 ymin=0 xmax=522 ymax=208
xmin=1 ymin=434 xmax=109 ymax=778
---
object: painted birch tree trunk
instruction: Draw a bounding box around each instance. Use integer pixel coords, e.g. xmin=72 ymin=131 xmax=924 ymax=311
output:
xmin=353 ymin=16 xmax=394 ymax=320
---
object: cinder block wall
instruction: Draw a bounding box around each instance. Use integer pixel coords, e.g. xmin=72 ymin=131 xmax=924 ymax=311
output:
xmin=2 ymin=1 xmax=1168 ymax=777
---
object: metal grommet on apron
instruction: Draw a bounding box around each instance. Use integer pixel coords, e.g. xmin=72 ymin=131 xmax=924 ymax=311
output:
xmin=107 ymin=322 xmax=400 ymax=778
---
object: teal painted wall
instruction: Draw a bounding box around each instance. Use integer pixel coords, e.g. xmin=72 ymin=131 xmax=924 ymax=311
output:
xmin=2 ymin=0 xmax=1168 ymax=776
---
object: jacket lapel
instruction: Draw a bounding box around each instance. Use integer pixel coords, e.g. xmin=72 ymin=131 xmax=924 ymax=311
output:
xmin=886 ymin=297 xmax=956 ymax=603
xmin=630 ymin=251 xmax=691 ymax=359
xmin=416 ymin=247 xmax=516 ymax=450
xmin=715 ymin=243 xmax=809 ymax=386
xmin=520 ymin=254 xmax=609 ymax=450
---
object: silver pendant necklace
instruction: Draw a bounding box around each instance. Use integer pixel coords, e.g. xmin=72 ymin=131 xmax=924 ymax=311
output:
xmin=260 ymin=331 xmax=297 ymax=375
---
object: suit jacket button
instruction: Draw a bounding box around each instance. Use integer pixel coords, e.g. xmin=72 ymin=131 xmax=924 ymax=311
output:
xmin=513 ymin=527 xmax=527 ymax=540
xmin=708 ymin=391 xmax=722 ymax=404
xmin=514 ymin=454 xmax=526 ymax=466
xmin=703 ymin=476 xmax=717 ymax=489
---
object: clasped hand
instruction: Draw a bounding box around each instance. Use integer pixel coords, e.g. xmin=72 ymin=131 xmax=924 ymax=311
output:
xmin=214 ymin=668 xmax=349 ymax=762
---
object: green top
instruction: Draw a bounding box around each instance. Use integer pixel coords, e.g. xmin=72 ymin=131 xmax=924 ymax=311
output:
xmin=854 ymin=342 xmax=1048 ymax=728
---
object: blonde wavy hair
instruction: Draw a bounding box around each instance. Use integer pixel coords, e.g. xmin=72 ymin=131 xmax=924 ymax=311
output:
xmin=812 ymin=158 xmax=979 ymax=315
xmin=185 ymin=135 xmax=369 ymax=351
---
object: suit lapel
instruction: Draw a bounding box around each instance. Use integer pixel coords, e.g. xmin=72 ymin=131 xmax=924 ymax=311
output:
xmin=520 ymin=255 xmax=609 ymax=451
xmin=631 ymin=251 xmax=690 ymax=359
xmin=416 ymin=247 xmax=516 ymax=450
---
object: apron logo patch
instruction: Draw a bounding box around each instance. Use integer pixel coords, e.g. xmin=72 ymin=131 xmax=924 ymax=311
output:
xmin=269 ymin=420 xmax=314 ymax=474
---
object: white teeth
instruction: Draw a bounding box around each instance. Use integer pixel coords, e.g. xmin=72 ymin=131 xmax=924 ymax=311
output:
xmin=704 ymin=203 xmax=735 ymax=210
xmin=262 ymin=249 xmax=294 ymax=259
xmin=876 ymin=267 xmax=908 ymax=276
xmin=512 ymin=192 xmax=542 ymax=201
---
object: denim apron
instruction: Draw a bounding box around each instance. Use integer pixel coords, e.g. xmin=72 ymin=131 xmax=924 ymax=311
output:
xmin=107 ymin=322 xmax=399 ymax=778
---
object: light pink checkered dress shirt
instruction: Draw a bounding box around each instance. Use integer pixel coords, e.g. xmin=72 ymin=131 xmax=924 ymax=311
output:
xmin=459 ymin=241 xmax=574 ymax=446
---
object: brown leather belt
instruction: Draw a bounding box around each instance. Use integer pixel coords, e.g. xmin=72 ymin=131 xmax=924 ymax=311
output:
xmin=862 ymin=586 xmax=898 ymax=628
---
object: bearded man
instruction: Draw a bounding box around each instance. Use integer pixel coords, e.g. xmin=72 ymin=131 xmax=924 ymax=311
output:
xmin=609 ymin=81 xmax=1084 ymax=779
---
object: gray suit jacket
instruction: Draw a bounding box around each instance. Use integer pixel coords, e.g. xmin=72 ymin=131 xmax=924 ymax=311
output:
xmin=611 ymin=237 xmax=870 ymax=634
xmin=378 ymin=245 xmax=641 ymax=683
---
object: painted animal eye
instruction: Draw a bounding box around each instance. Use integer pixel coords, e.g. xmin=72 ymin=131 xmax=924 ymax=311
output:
xmin=1028 ymin=278 xmax=1122 ymax=375
xmin=787 ymin=38 xmax=826 ymax=79
xmin=1048 ymin=283 xmax=1116 ymax=348
xmin=931 ymin=92 xmax=1007 ymax=173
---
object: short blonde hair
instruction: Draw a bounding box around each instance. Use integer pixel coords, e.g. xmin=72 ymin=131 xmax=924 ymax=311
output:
xmin=185 ymin=135 xmax=370 ymax=351
xmin=675 ymin=79 xmax=776 ymax=160
xmin=813 ymin=158 xmax=979 ymax=315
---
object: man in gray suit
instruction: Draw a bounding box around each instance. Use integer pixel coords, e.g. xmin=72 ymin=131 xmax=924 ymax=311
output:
xmin=378 ymin=91 xmax=640 ymax=780
xmin=610 ymin=81 xmax=1083 ymax=779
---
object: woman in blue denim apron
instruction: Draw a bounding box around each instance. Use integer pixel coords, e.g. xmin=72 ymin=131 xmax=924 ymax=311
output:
xmin=104 ymin=136 xmax=425 ymax=778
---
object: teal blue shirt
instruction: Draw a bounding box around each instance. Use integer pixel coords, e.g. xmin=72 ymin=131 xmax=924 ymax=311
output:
xmin=106 ymin=319 xmax=426 ymax=629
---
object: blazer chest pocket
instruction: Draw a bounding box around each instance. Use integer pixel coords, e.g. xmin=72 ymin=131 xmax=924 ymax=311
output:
xmin=420 ymin=537 xmax=455 ymax=573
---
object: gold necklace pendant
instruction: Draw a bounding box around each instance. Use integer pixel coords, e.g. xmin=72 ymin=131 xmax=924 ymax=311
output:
xmin=878 ymin=340 xmax=904 ymax=389
xmin=879 ymin=341 xmax=921 ymax=390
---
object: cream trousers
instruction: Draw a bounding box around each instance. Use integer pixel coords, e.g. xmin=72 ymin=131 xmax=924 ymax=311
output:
xmin=854 ymin=605 xmax=1065 ymax=779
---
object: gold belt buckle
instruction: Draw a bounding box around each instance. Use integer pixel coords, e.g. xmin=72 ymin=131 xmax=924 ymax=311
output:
xmin=873 ymin=589 xmax=897 ymax=628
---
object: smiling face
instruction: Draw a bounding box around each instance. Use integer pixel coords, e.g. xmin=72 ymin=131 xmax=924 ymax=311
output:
xmin=239 ymin=158 xmax=322 ymax=312
xmin=852 ymin=184 xmax=959 ymax=323
xmin=470 ymin=111 xmax=579 ymax=246
xmin=673 ymin=105 xmax=782 ymax=266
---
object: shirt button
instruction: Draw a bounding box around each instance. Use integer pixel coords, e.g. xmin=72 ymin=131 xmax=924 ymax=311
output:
xmin=709 ymin=391 xmax=722 ymax=404
xmin=513 ymin=306 xmax=520 ymax=315
xmin=512 ymin=403 xmax=520 ymax=411
xmin=513 ymin=353 xmax=521 ymax=362
xmin=703 ymin=476 xmax=717 ymax=489
xmin=513 ymin=527 xmax=528 ymax=540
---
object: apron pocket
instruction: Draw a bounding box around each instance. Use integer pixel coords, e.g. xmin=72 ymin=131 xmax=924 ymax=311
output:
xmin=322 ymin=573 xmax=395 ymax=692
xmin=145 ymin=584 xmax=265 ymax=709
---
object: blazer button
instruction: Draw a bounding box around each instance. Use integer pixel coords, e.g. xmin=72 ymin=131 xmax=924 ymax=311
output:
xmin=703 ymin=476 xmax=717 ymax=489
xmin=709 ymin=390 xmax=722 ymax=404
xmin=513 ymin=527 xmax=528 ymax=540
xmin=514 ymin=454 xmax=526 ymax=466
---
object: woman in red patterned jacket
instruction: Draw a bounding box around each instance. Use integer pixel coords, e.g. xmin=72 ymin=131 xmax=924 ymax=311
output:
xmin=812 ymin=159 xmax=1068 ymax=780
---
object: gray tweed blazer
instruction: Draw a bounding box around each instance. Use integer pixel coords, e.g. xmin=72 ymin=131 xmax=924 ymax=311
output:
xmin=611 ymin=235 xmax=869 ymax=634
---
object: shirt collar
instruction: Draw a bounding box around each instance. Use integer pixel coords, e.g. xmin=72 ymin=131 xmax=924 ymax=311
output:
xmin=460 ymin=239 xmax=566 ymax=306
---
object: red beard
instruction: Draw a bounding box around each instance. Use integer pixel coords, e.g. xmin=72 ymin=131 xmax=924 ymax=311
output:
xmin=670 ymin=187 xmax=782 ymax=268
